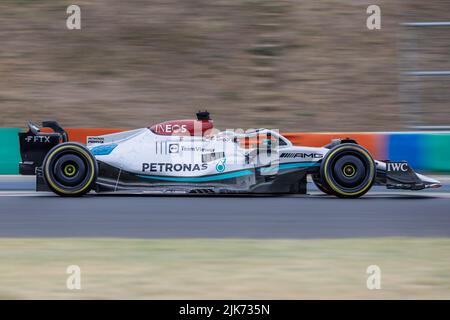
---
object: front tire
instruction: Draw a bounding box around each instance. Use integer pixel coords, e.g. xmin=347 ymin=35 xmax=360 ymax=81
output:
xmin=320 ymin=144 xmax=375 ymax=198
xmin=312 ymin=174 xmax=334 ymax=195
xmin=42 ymin=142 xmax=98 ymax=197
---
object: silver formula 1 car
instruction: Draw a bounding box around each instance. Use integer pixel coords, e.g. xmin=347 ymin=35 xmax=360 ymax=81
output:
xmin=18 ymin=112 xmax=440 ymax=197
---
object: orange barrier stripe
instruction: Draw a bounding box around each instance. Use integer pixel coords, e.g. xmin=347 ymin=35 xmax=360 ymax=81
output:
xmin=65 ymin=128 xmax=125 ymax=144
xmin=41 ymin=128 xmax=125 ymax=144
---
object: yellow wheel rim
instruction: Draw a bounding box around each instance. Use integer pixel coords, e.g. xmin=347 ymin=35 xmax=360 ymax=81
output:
xmin=342 ymin=164 xmax=356 ymax=177
xmin=63 ymin=164 xmax=77 ymax=177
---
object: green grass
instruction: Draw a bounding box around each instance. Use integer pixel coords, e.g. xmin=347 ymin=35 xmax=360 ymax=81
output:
xmin=0 ymin=238 xmax=449 ymax=299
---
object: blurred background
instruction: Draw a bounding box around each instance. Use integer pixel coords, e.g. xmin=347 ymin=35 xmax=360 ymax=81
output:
xmin=1 ymin=1 xmax=450 ymax=300
xmin=0 ymin=0 xmax=449 ymax=130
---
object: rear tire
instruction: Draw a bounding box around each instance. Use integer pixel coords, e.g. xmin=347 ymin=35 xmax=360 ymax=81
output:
xmin=320 ymin=144 xmax=375 ymax=198
xmin=42 ymin=142 xmax=98 ymax=197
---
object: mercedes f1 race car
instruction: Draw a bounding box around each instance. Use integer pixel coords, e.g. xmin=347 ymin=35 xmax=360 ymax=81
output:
xmin=18 ymin=112 xmax=440 ymax=198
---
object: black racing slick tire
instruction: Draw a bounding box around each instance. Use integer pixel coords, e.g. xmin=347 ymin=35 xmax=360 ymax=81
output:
xmin=312 ymin=175 xmax=334 ymax=196
xmin=42 ymin=142 xmax=98 ymax=197
xmin=320 ymin=144 xmax=375 ymax=198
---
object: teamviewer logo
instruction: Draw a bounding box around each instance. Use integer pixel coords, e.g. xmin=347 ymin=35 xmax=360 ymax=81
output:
xmin=169 ymin=144 xmax=179 ymax=153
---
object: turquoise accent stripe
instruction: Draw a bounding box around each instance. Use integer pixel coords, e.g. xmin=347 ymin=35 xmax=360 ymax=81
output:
xmin=278 ymin=162 xmax=320 ymax=169
xmin=259 ymin=161 xmax=320 ymax=174
xmin=137 ymin=169 xmax=254 ymax=182
xmin=90 ymin=144 xmax=118 ymax=156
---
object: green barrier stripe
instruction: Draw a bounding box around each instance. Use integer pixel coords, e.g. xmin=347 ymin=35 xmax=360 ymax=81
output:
xmin=0 ymin=128 xmax=21 ymax=175
xmin=422 ymin=133 xmax=450 ymax=172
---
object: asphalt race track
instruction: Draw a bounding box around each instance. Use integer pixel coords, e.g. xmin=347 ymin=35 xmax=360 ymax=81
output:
xmin=1 ymin=186 xmax=450 ymax=238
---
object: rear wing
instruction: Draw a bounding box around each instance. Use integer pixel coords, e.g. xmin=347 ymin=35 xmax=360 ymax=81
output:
xmin=18 ymin=121 xmax=68 ymax=175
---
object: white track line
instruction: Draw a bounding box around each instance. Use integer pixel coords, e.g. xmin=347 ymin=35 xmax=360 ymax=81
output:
xmin=0 ymin=191 xmax=53 ymax=197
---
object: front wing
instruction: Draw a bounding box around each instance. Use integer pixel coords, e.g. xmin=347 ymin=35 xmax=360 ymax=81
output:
xmin=376 ymin=160 xmax=441 ymax=190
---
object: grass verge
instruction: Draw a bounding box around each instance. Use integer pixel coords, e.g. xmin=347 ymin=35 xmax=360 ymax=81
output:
xmin=0 ymin=238 xmax=449 ymax=299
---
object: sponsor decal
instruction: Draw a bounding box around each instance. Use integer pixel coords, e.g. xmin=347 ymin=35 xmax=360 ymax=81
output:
xmin=142 ymin=163 xmax=208 ymax=172
xmin=87 ymin=136 xmax=105 ymax=144
xmin=156 ymin=142 xmax=215 ymax=154
xmin=202 ymin=152 xmax=225 ymax=163
xmin=216 ymin=158 xmax=226 ymax=173
xmin=25 ymin=136 xmax=51 ymax=143
xmin=156 ymin=142 xmax=180 ymax=154
xmin=387 ymin=162 xmax=409 ymax=172
xmin=169 ymin=144 xmax=179 ymax=153
xmin=154 ymin=124 xmax=188 ymax=134
xmin=209 ymin=136 xmax=233 ymax=142
xmin=280 ymin=152 xmax=323 ymax=159
xmin=181 ymin=146 xmax=215 ymax=153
